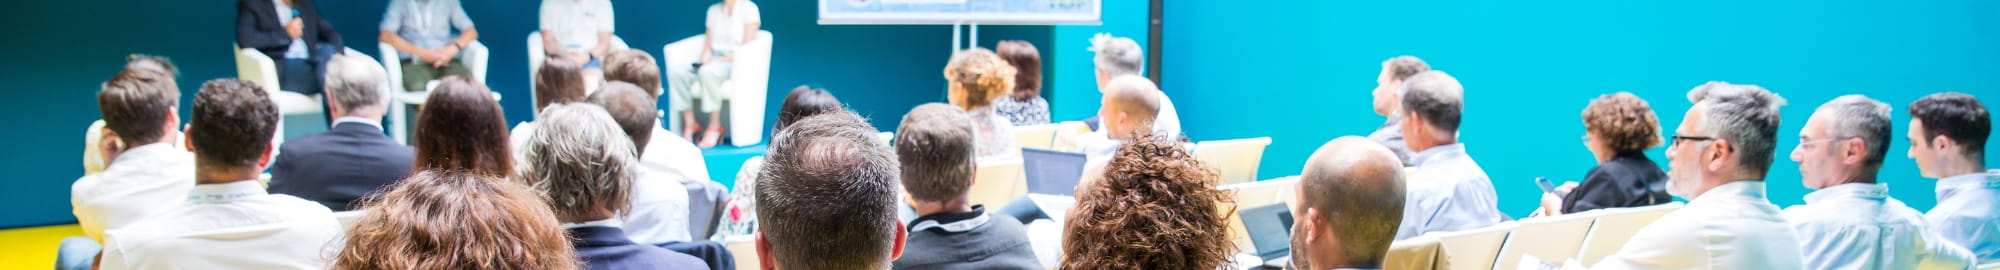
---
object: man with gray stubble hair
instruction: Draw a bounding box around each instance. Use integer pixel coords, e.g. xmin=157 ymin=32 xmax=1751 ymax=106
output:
xmin=1782 ymin=95 xmax=1975 ymax=269
xmin=267 ymin=53 xmax=416 ymax=211
xmin=521 ymin=103 xmax=709 ymax=269
xmin=1085 ymin=33 xmax=1179 ymax=138
xmin=1390 ymin=70 xmax=1506 ymax=240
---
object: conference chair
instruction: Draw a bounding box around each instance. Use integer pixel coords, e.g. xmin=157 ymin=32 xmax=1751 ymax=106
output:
xmin=968 ymin=158 xmax=1026 ymax=209
xmin=1492 ymin=212 xmax=1598 ymax=270
xmin=524 ymin=31 xmax=630 ymax=98
xmin=876 ymin=131 xmax=895 ymax=146
xmin=1979 ymin=262 xmax=1999 ymax=270
xmin=722 ymin=235 xmax=759 ymax=270
xmin=663 ymin=30 xmax=775 ymax=147
xmin=1217 ymin=177 xmax=1298 ymax=253
xmin=1572 ymin=202 xmax=1683 ymax=267
xmin=1385 ymin=235 xmax=1444 ymax=270
xmin=1011 ymin=124 xmax=1060 ymax=150
xmin=333 ymin=210 xmax=366 ymax=232
xmin=83 ymin=120 xmax=106 ymax=174
xmin=1049 ymin=121 xmax=1092 ymax=152
xmin=378 ymin=41 xmax=492 ymax=144
xmin=1432 ymin=222 xmax=1517 ymax=270
xmin=235 ymin=44 xmax=366 ymax=142
xmin=1192 ymin=137 xmax=1273 ymax=185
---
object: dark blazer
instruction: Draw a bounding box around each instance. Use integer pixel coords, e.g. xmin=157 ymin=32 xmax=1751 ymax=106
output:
xmin=572 ymin=226 xmax=712 ymax=270
xmin=1560 ymin=151 xmax=1673 ymax=214
xmin=268 ymin=122 xmax=415 ymax=211
xmin=237 ymin=0 xmax=341 ymax=60
xmin=892 ymin=210 xmax=1042 ymax=270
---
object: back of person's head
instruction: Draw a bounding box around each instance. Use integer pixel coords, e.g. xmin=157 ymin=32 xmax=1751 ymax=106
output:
xmin=1815 ymin=95 xmax=1894 ymax=173
xmin=944 ymin=48 xmax=1016 ymax=111
xmin=521 ymin=103 xmax=636 ymax=223
xmin=895 ymin=103 xmax=976 ymax=203
xmin=1583 ymin=92 xmax=1664 ymax=153
xmin=1400 ymin=70 xmax=1465 ymax=136
xmin=415 ymin=77 xmax=512 ymax=176
xmin=757 ymin=110 xmax=903 ymax=269
xmin=1686 ymin=81 xmax=1787 ymax=178
xmin=99 ymin=65 xmax=181 ymax=146
xmin=1295 ymin=136 xmax=1406 ymax=269
xmin=587 ymin=82 xmax=658 ymax=157
xmin=1062 ymin=134 xmax=1233 ymax=269
xmin=602 ymin=49 xmax=661 ymax=97
xmin=534 ymin=60 xmax=587 ymax=112
xmin=1089 ymin=33 xmax=1144 ymax=77
xmin=334 ymin=170 xmax=581 ymax=270
xmin=1909 ymin=92 xmax=1989 ymax=159
xmin=324 ymin=53 xmax=390 ymax=114
xmin=188 ymin=79 xmax=278 ymax=170
xmin=1382 ymin=56 xmax=1429 ymax=82
xmin=774 ymin=86 xmax=842 ymax=134
xmin=996 ymin=40 xmax=1043 ymax=99
xmin=1102 ymin=75 xmax=1162 ymax=136
xmin=124 ymin=54 xmax=178 ymax=78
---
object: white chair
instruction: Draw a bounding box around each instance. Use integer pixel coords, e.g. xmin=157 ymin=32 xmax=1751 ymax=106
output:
xmin=1492 ymin=213 xmax=1598 ymax=270
xmin=1012 ymin=123 xmax=1060 ymax=150
xmin=333 ymin=210 xmax=367 ymax=232
xmin=1050 ymin=121 xmax=1093 ymax=152
xmin=379 ymin=41 xmax=490 ymax=144
xmin=663 ymin=30 xmax=775 ymax=147
xmin=1386 ymin=235 xmax=1444 ymax=270
xmin=1192 ymin=137 xmax=1274 ymax=185
xmin=1978 ymin=262 xmax=1999 ymax=270
xmin=526 ymin=31 xmax=630 ymax=98
xmin=1573 ymin=202 xmax=1683 ymax=267
xmin=722 ymin=235 xmax=760 ymax=270
xmin=1217 ymin=177 xmax=1298 ymax=252
xmin=968 ymin=158 xmax=1026 ymax=209
xmin=876 ymin=131 xmax=895 ymax=146
xmin=1432 ymin=222 xmax=1517 ymax=270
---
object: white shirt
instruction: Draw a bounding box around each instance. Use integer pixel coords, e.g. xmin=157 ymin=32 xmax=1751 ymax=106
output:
xmin=1782 ymin=183 xmax=1975 ymax=270
xmin=1393 ymin=143 xmax=1507 ymax=240
xmin=704 ymin=1 xmax=761 ymax=56
xmin=539 ymin=0 xmax=615 ymax=51
xmin=620 ymin=167 xmax=694 ymax=244
xmin=1592 ymin=181 xmax=1804 ymax=270
xmin=1926 ymin=170 xmax=2000 ymax=261
xmin=71 ymin=143 xmax=195 ymax=243
xmin=1153 ymin=92 xmax=1181 ymax=137
xmin=644 ymin=121 xmax=711 ymax=182
xmin=273 ymin=0 xmax=309 ymax=59
xmin=98 ymin=180 xmax=344 ymax=270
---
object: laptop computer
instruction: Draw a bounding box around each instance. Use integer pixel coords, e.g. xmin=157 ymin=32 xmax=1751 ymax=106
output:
xmin=1241 ymin=203 xmax=1295 ymax=268
xmin=1021 ymin=148 xmax=1089 ymax=224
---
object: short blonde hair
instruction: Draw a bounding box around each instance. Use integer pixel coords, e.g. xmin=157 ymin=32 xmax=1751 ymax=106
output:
xmin=944 ymin=48 xmax=1016 ymax=110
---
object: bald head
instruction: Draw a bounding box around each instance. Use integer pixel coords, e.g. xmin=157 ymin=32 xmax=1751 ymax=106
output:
xmin=1295 ymin=136 xmax=1406 ymax=269
xmin=1099 ymin=75 xmax=1161 ymax=139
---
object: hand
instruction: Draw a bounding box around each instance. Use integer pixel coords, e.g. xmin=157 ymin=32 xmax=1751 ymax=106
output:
xmin=715 ymin=54 xmax=735 ymax=63
xmin=1537 ymin=193 xmax=1564 ymax=217
xmin=431 ymin=45 xmax=460 ymax=67
xmin=565 ymin=51 xmax=591 ymax=64
xmin=96 ymin=131 xmax=124 ymax=168
xmin=285 ymin=18 xmax=304 ymax=38
xmin=1555 ymin=182 xmax=1579 ymax=194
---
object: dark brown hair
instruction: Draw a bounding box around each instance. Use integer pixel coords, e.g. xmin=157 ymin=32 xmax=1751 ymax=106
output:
xmin=757 ymin=110 xmax=902 ymax=269
xmin=587 ymin=82 xmax=658 ymax=156
xmin=996 ymin=41 xmax=1042 ymax=100
xmin=602 ymin=49 xmax=662 ymax=97
xmin=774 ymin=86 xmax=842 ymax=135
xmin=414 ymin=76 xmax=513 ymax=177
xmin=1582 ymin=92 xmax=1664 ymax=153
xmin=896 ymin=103 xmax=976 ymax=202
xmin=188 ymin=79 xmax=278 ymax=169
xmin=1061 ymin=134 xmax=1235 ymax=270
xmin=334 ymin=170 xmax=581 ymax=270
xmin=98 ymin=67 xmax=179 ymax=145
xmin=534 ymin=60 xmax=587 ymax=112
xmin=1911 ymin=92 xmax=1990 ymax=157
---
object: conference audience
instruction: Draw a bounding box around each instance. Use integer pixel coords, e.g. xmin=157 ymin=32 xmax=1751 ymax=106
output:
xmin=521 ymin=103 xmax=709 ymax=270
xmin=945 ymin=47 xmax=1020 ymax=159
xmin=268 ymin=54 xmax=416 ymax=211
xmin=670 ymin=0 xmax=762 ymax=147
xmin=994 ymin=75 xmax=1163 ymax=224
xmin=755 ymin=110 xmax=906 ymax=270
xmin=414 ymin=77 xmax=512 ymax=176
xmin=1592 ymin=82 xmax=1802 ymax=269
xmin=1538 ymin=92 xmax=1671 ymax=215
xmin=587 ymin=82 xmax=693 ymax=245
xmin=333 ymin=170 xmax=581 ymax=270
xmin=1087 ymin=33 xmax=1179 ymax=137
xmin=71 ymin=61 xmax=193 ymax=244
xmin=1366 ymin=55 xmax=1429 ymax=162
xmin=98 ymin=79 xmax=343 ymax=269
xmin=538 ymin=0 xmax=614 ymax=72
xmin=1907 ymin=92 xmax=1998 ymax=261
xmin=1391 ymin=70 xmax=1506 ymax=240
xmin=720 ymin=86 xmax=842 ymax=236
xmin=379 ymin=0 xmax=480 ymax=91
xmin=1783 ymin=95 xmax=1975 ymax=269
xmin=1060 ymin=134 xmax=1233 ymax=269
xmin=237 ymin=0 xmax=342 ymax=101
xmin=990 ymin=40 xmax=1049 ymax=126
xmin=890 ymin=103 xmax=1041 ymax=270
xmin=512 ymin=59 xmax=590 ymax=160
xmin=1291 ymin=136 xmax=1407 ymax=270
xmin=604 ymin=49 xmax=713 ymax=188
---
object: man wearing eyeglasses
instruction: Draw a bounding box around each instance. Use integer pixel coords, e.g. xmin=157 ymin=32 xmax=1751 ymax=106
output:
xmin=1781 ymin=95 xmax=1974 ymax=269
xmin=1590 ymin=82 xmax=1804 ymax=270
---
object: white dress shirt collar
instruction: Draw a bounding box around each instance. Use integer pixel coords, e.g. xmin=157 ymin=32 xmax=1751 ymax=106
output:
xmin=1936 ymin=170 xmax=2000 ymax=202
xmin=112 ymin=142 xmax=182 ymax=164
xmin=186 ymin=180 xmax=268 ymax=204
xmin=562 ymin=218 xmax=623 ymax=229
xmin=1408 ymin=143 xmax=1466 ymax=167
xmin=1700 ymin=180 xmax=1768 ymax=202
xmin=333 ymin=116 xmax=384 ymax=130
xmin=1802 ymin=182 xmax=1889 ymax=204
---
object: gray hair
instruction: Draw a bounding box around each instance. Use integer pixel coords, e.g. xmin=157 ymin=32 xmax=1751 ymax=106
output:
xmin=1686 ymin=81 xmax=1787 ymax=178
xmin=1818 ymin=94 xmax=1893 ymax=170
xmin=1399 ymin=70 xmax=1465 ymax=137
xmin=521 ymin=103 xmax=637 ymax=222
xmin=1383 ymin=56 xmax=1430 ymax=82
xmin=1089 ymin=33 xmax=1144 ymax=76
xmin=324 ymin=54 xmax=390 ymax=113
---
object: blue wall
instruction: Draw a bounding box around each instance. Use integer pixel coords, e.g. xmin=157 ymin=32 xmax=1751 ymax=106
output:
xmin=1164 ymin=0 xmax=2000 ymax=217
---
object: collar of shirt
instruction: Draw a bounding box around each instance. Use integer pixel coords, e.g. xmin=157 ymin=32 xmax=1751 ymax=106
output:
xmin=1408 ymin=143 xmax=1467 ymax=167
xmin=1935 ymin=170 xmax=2000 ymax=202
xmin=561 ymin=218 xmax=622 ymax=229
xmin=1803 ymin=182 xmax=1889 ymax=205
xmin=1378 ymin=114 xmax=1403 ymax=130
xmin=1699 ymin=180 xmax=1769 ymax=202
xmin=907 ymin=205 xmax=990 ymax=233
xmin=110 ymin=142 xmax=183 ymax=166
xmin=187 ymin=180 xmax=268 ymax=204
xmin=333 ymin=116 xmax=384 ymax=130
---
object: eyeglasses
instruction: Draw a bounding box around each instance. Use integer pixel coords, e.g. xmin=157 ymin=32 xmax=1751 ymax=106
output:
xmin=1670 ymin=135 xmax=1717 ymax=143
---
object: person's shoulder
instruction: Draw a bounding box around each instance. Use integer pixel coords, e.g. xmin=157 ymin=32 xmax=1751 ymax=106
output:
xmin=629 ymin=244 xmax=710 ymax=269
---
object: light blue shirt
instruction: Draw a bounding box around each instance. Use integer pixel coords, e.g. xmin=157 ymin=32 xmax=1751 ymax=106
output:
xmin=1926 ymin=170 xmax=2000 ymax=261
xmin=1393 ymin=143 xmax=1508 ymax=240
xmin=380 ymin=0 xmax=475 ymax=59
xmin=1783 ymin=183 xmax=1976 ymax=270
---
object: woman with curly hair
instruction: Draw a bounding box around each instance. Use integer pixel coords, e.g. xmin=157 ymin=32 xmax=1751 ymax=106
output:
xmin=333 ymin=170 xmax=580 ymax=270
xmin=944 ymin=48 xmax=1020 ymax=159
xmin=1541 ymin=92 xmax=1673 ymax=215
xmin=1060 ymin=134 xmax=1235 ymax=269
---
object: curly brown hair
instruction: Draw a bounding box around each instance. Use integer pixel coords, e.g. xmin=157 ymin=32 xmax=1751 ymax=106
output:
xmin=333 ymin=170 xmax=580 ymax=270
xmin=944 ymin=48 xmax=1016 ymax=110
xmin=1061 ymin=134 xmax=1236 ymax=270
xmin=1582 ymin=92 xmax=1664 ymax=153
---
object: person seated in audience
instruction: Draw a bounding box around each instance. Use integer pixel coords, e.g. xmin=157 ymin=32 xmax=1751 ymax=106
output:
xmin=1784 ymin=95 xmax=1975 ymax=269
xmin=994 ymin=75 xmax=1163 ymax=224
xmin=538 ymin=0 xmax=614 ymax=75
xmin=512 ymin=59 xmax=590 ymax=160
xmin=1536 ymin=92 xmax=1671 ymax=216
xmin=1084 ymin=33 xmax=1179 ymax=137
xmin=755 ymin=110 xmax=907 ymax=270
xmin=1292 ymin=136 xmax=1407 ymax=270
xmin=1060 ymin=134 xmax=1232 ymax=269
xmin=1907 ymin=92 xmax=1998 ymax=261
xmin=414 ymin=76 xmax=512 ymax=177
xmin=379 ymin=0 xmax=479 ymax=91
xmin=991 ymin=40 xmax=1049 ymax=126
xmin=98 ymin=79 xmax=343 ymax=269
xmin=604 ymin=49 xmax=712 ymax=187
xmin=1366 ymin=55 xmax=1429 ymax=162
xmin=1592 ymin=81 xmax=1802 ymax=269
xmin=720 ymin=86 xmax=842 ymax=236
xmin=1391 ymin=70 xmax=1506 ymax=239
xmin=333 ymin=170 xmax=581 ymax=270
xmin=268 ymin=54 xmax=416 ymax=212
xmin=669 ymin=0 xmax=762 ymax=147
xmin=237 ymin=0 xmax=342 ymax=101
xmin=72 ymin=59 xmax=194 ymax=244
xmin=889 ymin=103 xmax=1041 ymax=270
xmin=521 ymin=103 xmax=709 ymax=270
xmin=944 ymin=47 xmax=1021 ymax=160
xmin=587 ymin=82 xmax=694 ymax=245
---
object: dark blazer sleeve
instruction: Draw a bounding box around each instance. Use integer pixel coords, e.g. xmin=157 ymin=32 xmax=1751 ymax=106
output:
xmin=302 ymin=0 xmax=342 ymax=47
xmin=1561 ymin=165 xmax=1631 ymax=214
xmin=236 ymin=0 xmax=292 ymax=51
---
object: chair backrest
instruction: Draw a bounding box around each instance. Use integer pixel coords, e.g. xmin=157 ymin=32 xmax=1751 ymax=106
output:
xmin=1386 ymin=235 xmax=1445 ymax=270
xmin=967 ymin=158 xmax=1026 ymax=209
xmin=1192 ymin=137 xmax=1273 ymax=185
xmin=1492 ymin=214 xmax=1598 ymax=270
xmin=876 ymin=131 xmax=895 ymax=146
xmin=1432 ymin=222 xmax=1518 ymax=270
xmin=333 ymin=210 xmax=367 ymax=232
xmin=722 ymin=235 xmax=760 ymax=270
xmin=1012 ymin=124 xmax=1060 ymax=150
xmin=1217 ymin=177 xmax=1298 ymax=252
xmin=1050 ymin=121 xmax=1094 ymax=152
xmin=1573 ymin=202 xmax=1683 ymax=267
xmin=1978 ymin=262 xmax=2000 ymax=270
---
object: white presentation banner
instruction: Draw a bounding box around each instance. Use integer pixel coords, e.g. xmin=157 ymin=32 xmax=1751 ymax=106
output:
xmin=819 ymin=0 xmax=1101 ymax=25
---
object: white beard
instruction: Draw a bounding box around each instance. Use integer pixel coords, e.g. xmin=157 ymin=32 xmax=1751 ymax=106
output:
xmin=1666 ymin=169 xmax=1702 ymax=199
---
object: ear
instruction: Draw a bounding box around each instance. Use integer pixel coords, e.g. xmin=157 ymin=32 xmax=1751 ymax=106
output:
xmin=1299 ymin=207 xmax=1322 ymax=244
xmin=756 ymin=232 xmax=776 ymax=270
xmin=256 ymin=142 xmax=275 ymax=169
xmin=890 ymin=220 xmax=908 ymax=260
xmin=1933 ymin=135 xmax=1960 ymax=154
xmin=181 ymin=127 xmax=195 ymax=152
xmin=1841 ymin=138 xmax=1866 ymax=165
xmin=1705 ymin=139 xmax=1729 ymax=172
